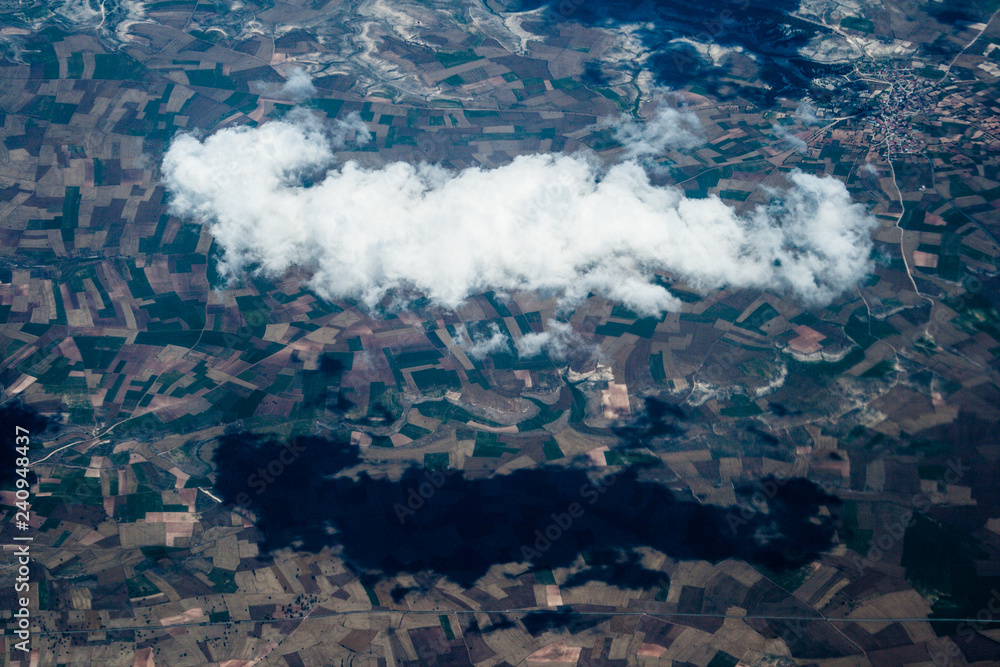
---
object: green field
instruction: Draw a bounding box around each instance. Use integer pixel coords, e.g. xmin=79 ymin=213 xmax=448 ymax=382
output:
xmin=840 ymin=16 xmax=875 ymax=33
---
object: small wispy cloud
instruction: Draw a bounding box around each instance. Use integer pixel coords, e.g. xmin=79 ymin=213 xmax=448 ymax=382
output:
xmin=516 ymin=320 xmax=584 ymax=359
xmin=771 ymin=123 xmax=809 ymax=154
xmin=254 ymin=66 xmax=317 ymax=102
xmin=795 ymin=102 xmax=820 ymax=125
xmin=455 ymin=323 xmax=512 ymax=360
xmin=605 ymin=92 xmax=702 ymax=160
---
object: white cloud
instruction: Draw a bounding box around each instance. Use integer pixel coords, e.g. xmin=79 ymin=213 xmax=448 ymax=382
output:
xmin=771 ymin=123 xmax=809 ymax=154
xmin=324 ymin=112 xmax=372 ymax=150
xmin=454 ymin=323 xmax=511 ymax=360
xmin=282 ymin=67 xmax=317 ymax=101
xmin=606 ymin=94 xmax=702 ymax=160
xmin=516 ymin=320 xmax=581 ymax=359
xmin=254 ymin=66 xmax=317 ymax=102
xmin=162 ymin=112 xmax=877 ymax=317
xmin=795 ymin=102 xmax=820 ymax=125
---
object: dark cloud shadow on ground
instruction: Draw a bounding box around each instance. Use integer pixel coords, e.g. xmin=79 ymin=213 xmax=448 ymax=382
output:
xmin=520 ymin=0 xmax=852 ymax=105
xmin=213 ymin=431 xmax=841 ymax=588
xmin=0 ymin=403 xmax=56 ymax=487
xmin=612 ymin=396 xmax=686 ymax=446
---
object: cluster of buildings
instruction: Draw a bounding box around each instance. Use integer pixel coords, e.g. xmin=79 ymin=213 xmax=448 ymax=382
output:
xmin=854 ymin=65 xmax=935 ymax=157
